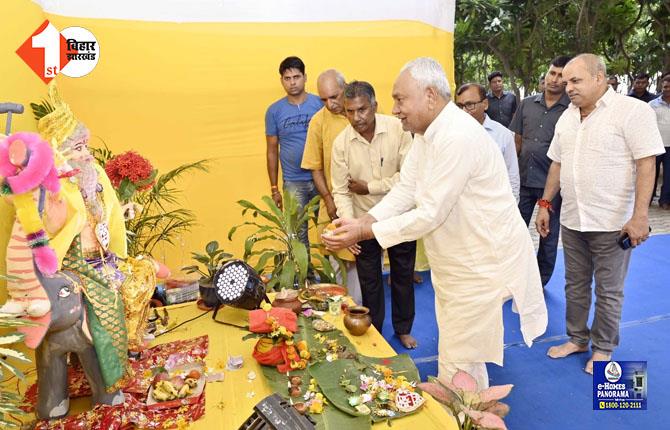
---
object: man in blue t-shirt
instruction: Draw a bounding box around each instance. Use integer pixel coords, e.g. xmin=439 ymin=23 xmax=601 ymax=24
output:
xmin=265 ymin=56 xmax=323 ymax=271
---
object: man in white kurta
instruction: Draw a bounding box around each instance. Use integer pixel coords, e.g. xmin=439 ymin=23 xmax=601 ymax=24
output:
xmin=322 ymin=58 xmax=548 ymax=389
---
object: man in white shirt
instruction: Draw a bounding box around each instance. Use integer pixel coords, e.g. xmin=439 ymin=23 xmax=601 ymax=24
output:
xmin=649 ymin=75 xmax=670 ymax=209
xmin=323 ymin=58 xmax=547 ymax=389
xmin=330 ymin=81 xmax=417 ymax=349
xmin=456 ymin=83 xmax=520 ymax=202
xmin=536 ymin=54 xmax=664 ymax=374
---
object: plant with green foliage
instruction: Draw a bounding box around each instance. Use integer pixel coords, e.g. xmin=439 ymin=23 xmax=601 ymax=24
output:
xmin=418 ymin=370 xmax=512 ymax=430
xmin=0 ymin=276 xmax=34 ymax=429
xmin=182 ymin=240 xmax=232 ymax=285
xmin=228 ymin=190 xmax=341 ymax=291
xmin=90 ymin=142 xmax=210 ymax=257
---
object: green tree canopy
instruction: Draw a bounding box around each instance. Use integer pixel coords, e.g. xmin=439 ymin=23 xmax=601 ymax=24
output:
xmin=455 ymin=0 xmax=669 ymax=97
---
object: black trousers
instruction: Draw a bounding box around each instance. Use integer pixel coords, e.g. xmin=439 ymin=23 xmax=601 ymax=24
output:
xmin=355 ymin=238 xmax=416 ymax=335
xmin=518 ymin=186 xmax=561 ymax=286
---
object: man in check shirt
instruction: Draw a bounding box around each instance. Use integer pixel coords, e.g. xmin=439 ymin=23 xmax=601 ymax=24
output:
xmin=536 ymin=54 xmax=664 ymax=374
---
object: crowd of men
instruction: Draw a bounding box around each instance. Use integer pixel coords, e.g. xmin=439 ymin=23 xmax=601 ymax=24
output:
xmin=264 ymin=54 xmax=668 ymax=385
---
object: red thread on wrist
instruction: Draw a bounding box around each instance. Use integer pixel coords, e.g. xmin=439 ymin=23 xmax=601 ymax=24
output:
xmin=537 ymin=199 xmax=553 ymax=212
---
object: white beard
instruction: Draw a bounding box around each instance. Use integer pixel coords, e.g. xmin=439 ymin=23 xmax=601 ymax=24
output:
xmin=70 ymin=157 xmax=103 ymax=220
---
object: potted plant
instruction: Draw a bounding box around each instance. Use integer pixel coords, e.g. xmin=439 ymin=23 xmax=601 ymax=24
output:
xmin=228 ymin=190 xmax=342 ymax=291
xmin=90 ymin=142 xmax=210 ymax=257
xmin=182 ymin=240 xmax=232 ymax=307
xmin=418 ymin=370 xmax=512 ymax=430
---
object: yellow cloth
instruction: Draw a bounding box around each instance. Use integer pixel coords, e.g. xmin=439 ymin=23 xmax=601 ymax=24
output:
xmin=5 ymin=302 xmax=457 ymax=429
xmin=331 ymin=114 xmax=412 ymax=218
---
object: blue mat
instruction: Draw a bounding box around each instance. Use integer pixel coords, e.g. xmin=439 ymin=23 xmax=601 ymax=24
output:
xmin=380 ymin=234 xmax=670 ymax=428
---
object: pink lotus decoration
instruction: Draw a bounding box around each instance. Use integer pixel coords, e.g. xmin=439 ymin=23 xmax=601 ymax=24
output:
xmin=418 ymin=370 xmax=512 ymax=430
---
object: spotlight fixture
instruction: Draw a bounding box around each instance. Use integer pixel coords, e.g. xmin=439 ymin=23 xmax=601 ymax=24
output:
xmin=212 ymin=259 xmax=267 ymax=322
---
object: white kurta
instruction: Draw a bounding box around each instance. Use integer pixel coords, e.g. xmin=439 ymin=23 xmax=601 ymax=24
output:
xmin=369 ymin=102 xmax=547 ymax=365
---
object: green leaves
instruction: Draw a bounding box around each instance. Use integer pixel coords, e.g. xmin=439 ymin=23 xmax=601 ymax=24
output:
xmin=0 ymin=314 xmax=32 ymax=427
xmin=309 ymin=355 xmax=423 ymax=423
xmin=258 ymin=316 xmax=369 ymax=430
xmin=206 ymin=240 xmax=219 ymax=255
xmin=230 ymin=190 xmax=343 ymax=290
xmin=230 ymin=190 xmax=326 ymax=291
xmin=456 ymin=0 xmax=666 ymax=94
xmin=183 ymin=240 xmax=232 ymax=284
xmin=92 ymin=152 xmax=211 ymax=257
xmin=0 ymin=390 xmax=28 ymax=428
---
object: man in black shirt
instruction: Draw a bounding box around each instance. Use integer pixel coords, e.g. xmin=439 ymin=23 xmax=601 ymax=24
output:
xmin=627 ymin=73 xmax=657 ymax=103
xmin=509 ymin=56 xmax=572 ymax=287
xmin=485 ymin=71 xmax=517 ymax=127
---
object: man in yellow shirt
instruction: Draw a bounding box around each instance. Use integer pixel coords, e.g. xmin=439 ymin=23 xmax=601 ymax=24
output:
xmin=301 ymin=70 xmax=361 ymax=303
xmin=331 ymin=81 xmax=417 ymax=348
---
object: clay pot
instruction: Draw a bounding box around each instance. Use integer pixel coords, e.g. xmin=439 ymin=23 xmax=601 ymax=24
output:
xmin=272 ymin=290 xmax=302 ymax=315
xmin=343 ymin=306 xmax=372 ymax=336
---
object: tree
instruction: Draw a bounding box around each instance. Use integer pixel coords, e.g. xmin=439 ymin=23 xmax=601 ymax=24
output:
xmin=455 ymin=0 xmax=668 ymax=96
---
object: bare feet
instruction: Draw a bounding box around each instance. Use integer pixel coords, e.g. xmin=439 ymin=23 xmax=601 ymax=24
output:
xmin=547 ymin=341 xmax=589 ymax=359
xmin=585 ymin=351 xmax=611 ymax=375
xmin=398 ymin=334 xmax=418 ymax=349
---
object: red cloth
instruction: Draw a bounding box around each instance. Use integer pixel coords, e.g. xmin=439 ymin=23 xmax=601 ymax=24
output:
xmin=248 ymin=307 xmax=297 ymax=333
xmin=252 ymin=340 xmax=294 ymax=373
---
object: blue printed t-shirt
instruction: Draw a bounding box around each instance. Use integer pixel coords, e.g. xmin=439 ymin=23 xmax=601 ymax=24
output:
xmin=265 ymin=94 xmax=323 ymax=182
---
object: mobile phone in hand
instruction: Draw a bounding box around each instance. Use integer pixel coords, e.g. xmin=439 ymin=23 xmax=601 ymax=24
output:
xmin=617 ymin=227 xmax=652 ymax=250
xmin=617 ymin=233 xmax=632 ymax=250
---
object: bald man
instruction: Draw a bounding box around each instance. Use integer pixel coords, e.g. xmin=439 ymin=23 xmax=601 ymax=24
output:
xmin=536 ymin=54 xmax=664 ymax=374
xmin=301 ymin=69 xmax=361 ymax=304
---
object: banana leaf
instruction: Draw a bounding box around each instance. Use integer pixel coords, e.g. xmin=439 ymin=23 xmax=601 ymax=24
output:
xmin=309 ymin=354 xmax=424 ymax=423
xmin=260 ymin=365 xmax=370 ymax=430
xmin=258 ymin=316 xmax=369 ymax=430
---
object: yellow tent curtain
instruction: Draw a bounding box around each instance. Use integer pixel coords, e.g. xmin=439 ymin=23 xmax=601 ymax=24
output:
xmin=0 ymin=0 xmax=454 ymax=284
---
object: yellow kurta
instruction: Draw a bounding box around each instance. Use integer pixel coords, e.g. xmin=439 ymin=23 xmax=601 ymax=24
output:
xmin=370 ymin=102 xmax=548 ymax=365
xmin=301 ymin=107 xmax=352 ymax=260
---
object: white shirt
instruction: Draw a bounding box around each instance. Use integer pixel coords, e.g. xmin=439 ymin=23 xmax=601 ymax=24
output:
xmin=483 ymin=114 xmax=520 ymax=202
xmin=368 ymin=102 xmax=547 ymax=365
xmin=649 ymin=96 xmax=670 ymax=147
xmin=547 ymin=88 xmax=665 ymax=232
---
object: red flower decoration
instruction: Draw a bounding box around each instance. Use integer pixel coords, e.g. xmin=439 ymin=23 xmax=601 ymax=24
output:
xmin=105 ymin=151 xmax=155 ymax=191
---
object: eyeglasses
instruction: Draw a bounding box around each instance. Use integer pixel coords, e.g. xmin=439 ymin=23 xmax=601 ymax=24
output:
xmin=456 ymin=99 xmax=485 ymax=111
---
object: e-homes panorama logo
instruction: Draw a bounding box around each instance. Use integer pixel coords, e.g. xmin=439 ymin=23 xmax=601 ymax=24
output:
xmin=16 ymin=20 xmax=100 ymax=83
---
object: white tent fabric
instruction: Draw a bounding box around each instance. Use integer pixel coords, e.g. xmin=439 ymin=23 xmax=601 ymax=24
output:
xmin=35 ymin=0 xmax=455 ymax=31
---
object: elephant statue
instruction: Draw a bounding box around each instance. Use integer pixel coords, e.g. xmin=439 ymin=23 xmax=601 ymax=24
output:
xmin=32 ymin=265 xmax=125 ymax=419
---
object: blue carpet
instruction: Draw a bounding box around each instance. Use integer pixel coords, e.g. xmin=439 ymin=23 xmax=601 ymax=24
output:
xmin=380 ymin=234 xmax=670 ymax=429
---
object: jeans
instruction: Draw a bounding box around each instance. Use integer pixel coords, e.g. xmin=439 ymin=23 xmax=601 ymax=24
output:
xmin=283 ymin=180 xmax=319 ymax=276
xmin=518 ymin=186 xmax=561 ymax=286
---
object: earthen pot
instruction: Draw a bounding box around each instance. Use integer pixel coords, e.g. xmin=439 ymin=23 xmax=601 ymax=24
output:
xmin=272 ymin=289 xmax=302 ymax=315
xmin=343 ymin=306 xmax=372 ymax=336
